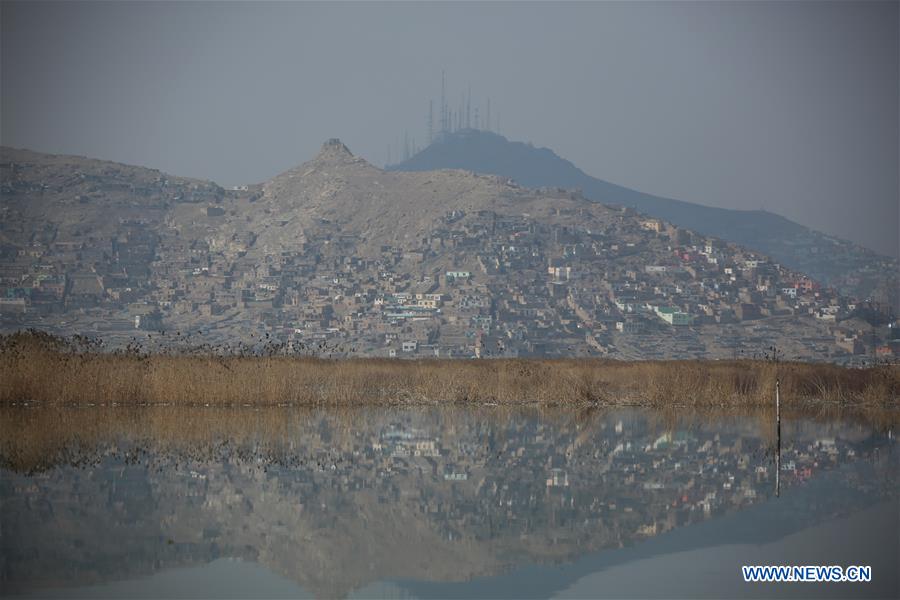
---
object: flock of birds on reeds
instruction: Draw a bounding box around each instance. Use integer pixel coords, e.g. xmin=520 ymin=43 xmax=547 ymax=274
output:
xmin=4 ymin=328 xmax=898 ymax=367
xmin=0 ymin=328 xmax=370 ymax=360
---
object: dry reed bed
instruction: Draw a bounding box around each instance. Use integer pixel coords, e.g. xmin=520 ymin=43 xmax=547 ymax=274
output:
xmin=2 ymin=332 xmax=898 ymax=408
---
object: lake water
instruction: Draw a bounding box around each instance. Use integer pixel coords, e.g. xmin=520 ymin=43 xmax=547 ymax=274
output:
xmin=1 ymin=406 xmax=897 ymax=599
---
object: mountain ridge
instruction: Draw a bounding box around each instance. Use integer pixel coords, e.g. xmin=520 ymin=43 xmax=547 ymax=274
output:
xmin=388 ymin=130 xmax=896 ymax=302
xmin=1 ymin=142 xmax=895 ymax=361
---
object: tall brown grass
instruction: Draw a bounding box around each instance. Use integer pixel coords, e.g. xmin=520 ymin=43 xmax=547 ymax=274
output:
xmin=1 ymin=330 xmax=898 ymax=409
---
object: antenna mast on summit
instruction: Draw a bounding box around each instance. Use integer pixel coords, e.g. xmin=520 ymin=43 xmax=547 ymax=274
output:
xmin=427 ymin=100 xmax=434 ymax=145
xmin=441 ymin=70 xmax=447 ymax=135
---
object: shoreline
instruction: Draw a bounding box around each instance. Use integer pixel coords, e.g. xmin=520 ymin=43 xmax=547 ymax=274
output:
xmin=2 ymin=332 xmax=898 ymax=410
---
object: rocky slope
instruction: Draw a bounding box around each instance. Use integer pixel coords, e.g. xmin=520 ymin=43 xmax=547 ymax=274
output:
xmin=1 ymin=142 xmax=894 ymax=361
xmin=390 ymin=130 xmax=898 ymax=305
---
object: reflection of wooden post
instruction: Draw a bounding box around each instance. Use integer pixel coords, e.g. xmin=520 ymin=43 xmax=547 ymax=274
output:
xmin=775 ymin=378 xmax=781 ymax=497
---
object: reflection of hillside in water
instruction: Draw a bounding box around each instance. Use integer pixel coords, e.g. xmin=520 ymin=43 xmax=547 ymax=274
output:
xmin=0 ymin=407 xmax=896 ymax=598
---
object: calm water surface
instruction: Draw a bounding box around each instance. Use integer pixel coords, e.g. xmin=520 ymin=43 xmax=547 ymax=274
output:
xmin=0 ymin=406 xmax=897 ymax=599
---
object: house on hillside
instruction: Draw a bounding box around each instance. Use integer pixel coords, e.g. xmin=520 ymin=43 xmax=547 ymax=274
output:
xmin=653 ymin=306 xmax=693 ymax=326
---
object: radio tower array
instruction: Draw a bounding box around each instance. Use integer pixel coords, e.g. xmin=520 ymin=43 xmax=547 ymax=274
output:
xmin=419 ymin=71 xmax=500 ymax=150
xmin=427 ymin=100 xmax=433 ymax=145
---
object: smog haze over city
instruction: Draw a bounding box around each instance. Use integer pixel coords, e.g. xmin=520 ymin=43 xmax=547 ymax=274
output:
xmin=3 ymin=1 xmax=898 ymax=256
xmin=1 ymin=2 xmax=898 ymax=600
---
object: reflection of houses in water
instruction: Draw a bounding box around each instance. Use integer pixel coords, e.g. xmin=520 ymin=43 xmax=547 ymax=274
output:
xmin=546 ymin=468 xmax=569 ymax=488
xmin=412 ymin=439 xmax=439 ymax=457
xmin=379 ymin=425 xmax=441 ymax=458
xmin=648 ymin=431 xmax=693 ymax=451
xmin=2 ymin=409 xmax=895 ymax=598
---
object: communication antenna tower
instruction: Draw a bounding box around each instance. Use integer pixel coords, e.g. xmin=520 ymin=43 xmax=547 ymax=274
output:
xmin=427 ymin=100 xmax=433 ymax=145
xmin=441 ymin=70 xmax=447 ymax=135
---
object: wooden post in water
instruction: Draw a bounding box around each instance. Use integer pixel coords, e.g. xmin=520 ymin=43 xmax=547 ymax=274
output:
xmin=775 ymin=378 xmax=781 ymax=497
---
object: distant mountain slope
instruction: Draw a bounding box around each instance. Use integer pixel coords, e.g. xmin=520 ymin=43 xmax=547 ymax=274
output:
xmin=0 ymin=146 xmax=224 ymax=254
xmin=389 ymin=130 xmax=896 ymax=305
xmin=2 ymin=142 xmax=894 ymax=360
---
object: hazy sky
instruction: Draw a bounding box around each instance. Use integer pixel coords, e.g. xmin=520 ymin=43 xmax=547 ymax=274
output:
xmin=2 ymin=1 xmax=897 ymax=257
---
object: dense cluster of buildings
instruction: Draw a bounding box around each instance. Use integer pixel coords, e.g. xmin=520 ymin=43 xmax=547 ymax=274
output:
xmin=1 ymin=146 xmax=897 ymax=362
xmin=3 ymin=200 xmax=897 ymax=363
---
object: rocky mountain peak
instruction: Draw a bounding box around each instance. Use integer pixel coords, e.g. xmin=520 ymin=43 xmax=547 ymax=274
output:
xmin=264 ymin=138 xmax=373 ymax=194
xmin=315 ymin=138 xmax=354 ymax=162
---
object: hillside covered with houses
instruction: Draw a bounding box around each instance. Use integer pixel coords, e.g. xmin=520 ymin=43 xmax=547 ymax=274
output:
xmin=1 ymin=141 xmax=897 ymax=362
